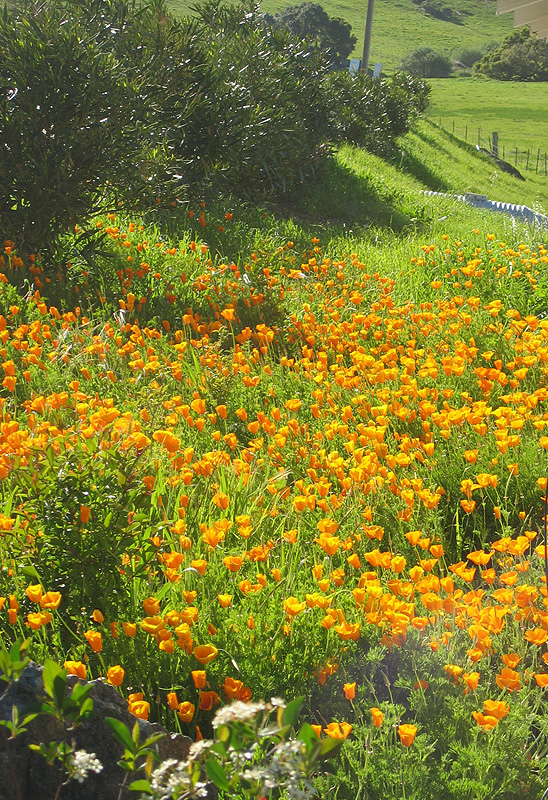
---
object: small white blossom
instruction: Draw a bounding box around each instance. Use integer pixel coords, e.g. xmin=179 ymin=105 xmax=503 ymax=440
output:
xmin=188 ymin=739 xmax=213 ymax=761
xmin=68 ymin=750 xmax=103 ymax=783
xmin=212 ymin=700 xmax=266 ymax=728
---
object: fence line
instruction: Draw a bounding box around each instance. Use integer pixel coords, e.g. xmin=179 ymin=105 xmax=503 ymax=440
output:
xmin=429 ymin=117 xmax=548 ymax=176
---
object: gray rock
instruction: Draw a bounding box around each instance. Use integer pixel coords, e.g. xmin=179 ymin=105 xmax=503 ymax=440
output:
xmin=0 ymin=662 xmax=192 ymax=800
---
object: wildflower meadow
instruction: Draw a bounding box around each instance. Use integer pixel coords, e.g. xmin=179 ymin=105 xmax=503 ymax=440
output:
xmin=1 ymin=208 xmax=548 ymax=797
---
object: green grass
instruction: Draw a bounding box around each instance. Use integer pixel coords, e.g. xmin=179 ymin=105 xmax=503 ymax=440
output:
xmin=426 ymin=76 xmax=548 ymax=158
xmin=168 ymin=0 xmax=513 ymax=72
xmin=258 ymin=119 xmax=548 ymax=257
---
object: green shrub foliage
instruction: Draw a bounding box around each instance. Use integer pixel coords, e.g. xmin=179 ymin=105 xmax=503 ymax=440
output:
xmin=264 ymin=2 xmax=357 ymax=65
xmin=0 ymin=0 xmax=141 ymax=252
xmin=399 ymin=46 xmax=453 ymax=77
xmin=474 ymin=26 xmax=548 ymax=81
xmin=0 ymin=0 xmax=429 ymax=253
xmin=326 ymin=71 xmax=431 ymax=156
xmin=192 ymin=1 xmax=332 ymax=195
xmin=0 ymin=0 xmax=209 ymax=253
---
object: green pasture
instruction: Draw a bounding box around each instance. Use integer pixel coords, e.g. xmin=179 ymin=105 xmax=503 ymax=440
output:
xmin=426 ymin=77 xmax=548 ymax=161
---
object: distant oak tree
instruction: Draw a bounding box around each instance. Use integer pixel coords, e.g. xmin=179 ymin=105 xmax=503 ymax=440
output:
xmin=474 ymin=26 xmax=548 ymax=81
xmin=264 ymin=2 xmax=357 ymax=65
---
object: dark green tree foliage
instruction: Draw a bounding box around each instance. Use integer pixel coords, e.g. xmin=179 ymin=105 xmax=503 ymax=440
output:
xmin=474 ymin=26 xmax=548 ymax=81
xmin=193 ymin=1 xmax=332 ymax=194
xmin=264 ymin=2 xmax=357 ymax=64
xmin=326 ymin=71 xmax=431 ymax=157
xmin=399 ymin=46 xmax=452 ymax=77
xmin=0 ymin=0 xmax=210 ymax=253
xmin=0 ymin=0 xmax=138 ymax=252
xmin=0 ymin=0 xmax=429 ymax=255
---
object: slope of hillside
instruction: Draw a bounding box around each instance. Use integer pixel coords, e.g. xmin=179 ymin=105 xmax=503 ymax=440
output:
xmin=168 ymin=0 xmax=513 ymax=71
xmin=426 ymin=77 xmax=548 ymax=155
xmin=269 ymin=118 xmax=548 ymax=249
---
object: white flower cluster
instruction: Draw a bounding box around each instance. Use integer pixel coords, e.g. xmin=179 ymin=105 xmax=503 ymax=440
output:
xmin=69 ymin=750 xmax=103 ymax=783
xmin=244 ymin=739 xmax=315 ymax=800
xmin=148 ymin=758 xmax=209 ymax=800
xmin=212 ymin=700 xmax=267 ymax=728
xmin=211 ymin=696 xmax=286 ymax=729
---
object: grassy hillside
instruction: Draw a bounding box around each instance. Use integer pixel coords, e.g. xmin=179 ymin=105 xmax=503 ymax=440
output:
xmin=271 ymin=118 xmax=548 ymax=253
xmin=426 ymin=77 xmax=548 ymax=157
xmin=168 ymin=0 xmax=513 ymax=71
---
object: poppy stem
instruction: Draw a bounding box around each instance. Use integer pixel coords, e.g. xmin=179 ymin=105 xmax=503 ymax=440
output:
xmin=544 ymin=473 xmax=548 ymax=592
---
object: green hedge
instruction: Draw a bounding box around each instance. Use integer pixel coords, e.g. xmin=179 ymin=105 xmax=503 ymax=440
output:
xmin=0 ymin=0 xmax=429 ymax=255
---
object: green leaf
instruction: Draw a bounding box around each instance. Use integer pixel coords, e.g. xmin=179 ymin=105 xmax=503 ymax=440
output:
xmin=209 ymin=740 xmax=227 ymax=758
xmin=132 ymin=720 xmax=141 ymax=746
xmin=116 ymin=470 xmax=127 ymax=487
xmin=282 ymin=696 xmax=303 ymax=729
xmin=20 ymin=565 xmax=41 ymax=581
xmin=106 ymin=717 xmax=136 ymax=751
xmin=215 ymin=724 xmax=230 ymax=743
xmin=70 ymin=682 xmax=91 ymax=702
xmin=319 ymin=737 xmax=343 ymax=760
xmin=205 ymin=757 xmax=230 ymax=792
xmin=140 ymin=732 xmax=165 ymax=749
xmin=129 ymin=779 xmax=152 ymax=792
xmin=298 ymin=723 xmax=321 ymax=751
xmin=42 ymin=660 xmax=66 ymax=708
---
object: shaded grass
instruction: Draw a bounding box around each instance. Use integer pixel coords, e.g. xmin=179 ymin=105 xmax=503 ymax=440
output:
xmin=131 ymin=117 xmax=547 ymax=299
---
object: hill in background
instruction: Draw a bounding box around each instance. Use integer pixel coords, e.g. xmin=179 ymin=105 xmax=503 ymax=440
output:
xmin=168 ymin=0 xmax=514 ymax=71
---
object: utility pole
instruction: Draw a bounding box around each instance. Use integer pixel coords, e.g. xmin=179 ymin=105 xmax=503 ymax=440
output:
xmin=362 ymin=0 xmax=375 ymax=73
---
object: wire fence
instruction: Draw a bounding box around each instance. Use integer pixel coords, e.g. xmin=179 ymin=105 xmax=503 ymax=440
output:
xmin=430 ymin=117 xmax=548 ymax=176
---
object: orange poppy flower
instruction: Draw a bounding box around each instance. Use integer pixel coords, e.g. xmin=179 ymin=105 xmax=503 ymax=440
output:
xmin=177 ymin=701 xmax=195 ymax=723
xmin=496 ymin=667 xmax=521 ymax=692
xmin=84 ymin=630 xmax=102 ymax=653
xmin=483 ymin=699 xmax=509 ymax=720
xmin=25 ymin=584 xmax=43 ymax=604
xmin=40 ymin=591 xmax=61 ymax=610
xmin=193 ymin=644 xmax=218 ymax=665
xmin=223 ymin=555 xmax=243 ymax=573
xmin=324 ymin=722 xmax=352 ymax=739
xmin=370 ymin=707 xmax=383 ymax=727
xmin=343 ymin=683 xmax=356 ymax=700
xmin=107 ymin=665 xmax=125 ymax=687
xmin=64 ymin=661 xmax=87 ymax=680
xmin=398 ymin=724 xmax=417 ymax=746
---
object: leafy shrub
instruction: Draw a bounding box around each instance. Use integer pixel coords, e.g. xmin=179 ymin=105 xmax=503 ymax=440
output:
xmin=399 ymin=46 xmax=453 ymax=78
xmin=452 ymin=47 xmax=483 ymax=68
xmin=474 ymin=26 xmax=548 ymax=81
xmin=0 ymin=0 xmax=209 ymax=255
xmin=0 ymin=0 xmax=430 ymax=254
xmin=264 ymin=2 xmax=357 ymax=65
xmin=0 ymin=0 xmax=141 ymax=253
xmin=192 ymin=1 xmax=332 ymax=195
xmin=325 ymin=71 xmax=431 ymax=156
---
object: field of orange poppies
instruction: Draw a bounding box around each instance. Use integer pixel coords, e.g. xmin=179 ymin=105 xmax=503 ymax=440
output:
xmin=2 ymin=207 xmax=548 ymax=797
